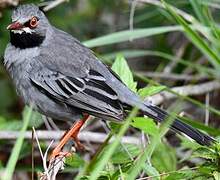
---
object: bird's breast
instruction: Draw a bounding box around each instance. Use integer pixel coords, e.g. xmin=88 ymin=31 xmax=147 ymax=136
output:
xmin=4 ymin=45 xmax=40 ymax=105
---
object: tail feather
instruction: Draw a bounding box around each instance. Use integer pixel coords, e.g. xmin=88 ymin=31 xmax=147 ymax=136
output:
xmin=142 ymin=104 xmax=215 ymax=146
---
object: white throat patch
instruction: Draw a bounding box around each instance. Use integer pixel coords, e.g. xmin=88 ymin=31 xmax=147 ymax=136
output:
xmin=11 ymin=27 xmax=34 ymax=34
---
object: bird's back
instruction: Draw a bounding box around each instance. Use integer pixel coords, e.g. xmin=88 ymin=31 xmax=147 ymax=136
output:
xmin=45 ymin=27 xmax=145 ymax=107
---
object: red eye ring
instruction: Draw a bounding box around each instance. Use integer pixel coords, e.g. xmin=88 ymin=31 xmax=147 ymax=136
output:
xmin=29 ymin=17 xmax=38 ymax=28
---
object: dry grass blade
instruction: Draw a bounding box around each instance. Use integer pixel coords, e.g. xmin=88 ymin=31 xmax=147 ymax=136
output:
xmin=40 ymin=153 xmax=65 ymax=180
xmin=33 ymin=126 xmax=65 ymax=180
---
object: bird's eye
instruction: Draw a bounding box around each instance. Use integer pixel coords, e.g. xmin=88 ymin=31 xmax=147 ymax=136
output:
xmin=29 ymin=17 xmax=38 ymax=28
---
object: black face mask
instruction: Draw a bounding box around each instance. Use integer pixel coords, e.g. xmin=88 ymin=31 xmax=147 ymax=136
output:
xmin=10 ymin=31 xmax=45 ymax=49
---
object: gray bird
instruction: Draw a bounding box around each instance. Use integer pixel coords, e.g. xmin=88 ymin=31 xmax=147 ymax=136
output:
xmin=4 ymin=4 xmax=214 ymax=158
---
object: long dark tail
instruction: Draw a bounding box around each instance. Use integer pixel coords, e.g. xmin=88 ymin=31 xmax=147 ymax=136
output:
xmin=142 ymin=104 xmax=215 ymax=146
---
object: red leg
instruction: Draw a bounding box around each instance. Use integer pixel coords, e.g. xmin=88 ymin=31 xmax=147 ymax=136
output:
xmin=71 ymin=127 xmax=85 ymax=150
xmin=71 ymin=114 xmax=90 ymax=150
xmin=50 ymin=114 xmax=89 ymax=160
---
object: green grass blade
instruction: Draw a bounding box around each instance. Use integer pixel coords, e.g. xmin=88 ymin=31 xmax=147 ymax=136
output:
xmin=2 ymin=107 xmax=32 ymax=180
xmin=83 ymin=26 xmax=182 ymax=48
xmin=191 ymin=1 xmax=220 ymax=47
xmin=205 ymin=7 xmax=220 ymax=44
xmin=162 ymin=0 xmax=220 ymax=70
xmin=180 ymin=116 xmax=220 ymax=136
xmin=190 ymin=0 xmax=210 ymax=25
xmin=201 ymin=1 xmax=220 ymax=9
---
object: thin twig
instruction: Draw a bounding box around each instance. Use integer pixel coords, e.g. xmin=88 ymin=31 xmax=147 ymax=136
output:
xmin=48 ymin=117 xmax=60 ymax=131
xmin=205 ymin=93 xmax=210 ymax=126
xmin=40 ymin=140 xmax=56 ymax=180
xmin=136 ymin=167 xmax=199 ymax=180
xmin=43 ymin=116 xmax=52 ymax=130
xmin=136 ymin=71 xmax=208 ymax=81
xmin=129 ymin=0 xmax=137 ymax=41
xmin=0 ymin=0 xmax=19 ymax=7
xmin=135 ymin=0 xmax=195 ymax=23
xmin=0 ymin=130 xmax=141 ymax=145
xmin=43 ymin=141 xmax=54 ymax=179
xmin=43 ymin=0 xmax=68 ymax=12
xmin=163 ymin=42 xmax=187 ymax=74
xmin=147 ymin=80 xmax=220 ymax=105
xmin=31 ymin=128 xmax=34 ymax=180
xmin=32 ymin=127 xmax=44 ymax=161
xmin=39 ymin=139 xmax=65 ymax=180
xmin=141 ymin=131 xmax=146 ymax=149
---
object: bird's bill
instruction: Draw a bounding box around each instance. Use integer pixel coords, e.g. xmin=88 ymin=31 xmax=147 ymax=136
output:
xmin=7 ymin=21 xmax=23 ymax=30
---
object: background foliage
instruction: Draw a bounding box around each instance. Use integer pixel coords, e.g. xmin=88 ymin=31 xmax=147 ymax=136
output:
xmin=1 ymin=0 xmax=220 ymax=179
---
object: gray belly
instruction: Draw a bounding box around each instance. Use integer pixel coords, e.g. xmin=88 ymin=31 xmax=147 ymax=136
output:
xmin=24 ymin=84 xmax=81 ymax=121
xmin=26 ymin=86 xmax=81 ymax=121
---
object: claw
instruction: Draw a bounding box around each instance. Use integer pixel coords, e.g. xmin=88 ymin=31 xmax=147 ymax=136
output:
xmin=72 ymin=136 xmax=85 ymax=151
xmin=50 ymin=149 xmax=72 ymax=160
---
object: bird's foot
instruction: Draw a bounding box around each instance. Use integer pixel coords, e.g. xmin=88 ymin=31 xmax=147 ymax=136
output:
xmin=50 ymin=149 xmax=72 ymax=160
xmin=72 ymin=136 xmax=85 ymax=151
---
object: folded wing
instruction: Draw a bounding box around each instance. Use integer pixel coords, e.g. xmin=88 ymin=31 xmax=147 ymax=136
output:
xmin=30 ymin=65 xmax=125 ymax=121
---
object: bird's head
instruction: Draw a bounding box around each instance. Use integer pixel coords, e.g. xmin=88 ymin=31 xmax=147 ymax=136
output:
xmin=7 ymin=4 xmax=50 ymax=49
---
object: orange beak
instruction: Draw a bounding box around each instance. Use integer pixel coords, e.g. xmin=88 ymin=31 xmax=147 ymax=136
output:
xmin=7 ymin=21 xmax=23 ymax=30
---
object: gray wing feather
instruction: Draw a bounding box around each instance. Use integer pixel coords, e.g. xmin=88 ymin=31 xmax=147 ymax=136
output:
xmin=29 ymin=61 xmax=124 ymax=120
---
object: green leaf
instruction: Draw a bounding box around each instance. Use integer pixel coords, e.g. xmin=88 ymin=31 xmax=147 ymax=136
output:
xmin=0 ymin=117 xmax=22 ymax=131
xmin=66 ymin=153 xmax=85 ymax=168
xmin=112 ymin=163 xmax=132 ymax=180
xmin=28 ymin=111 xmax=44 ymax=128
xmin=111 ymin=54 xmax=137 ymax=92
xmin=0 ymin=161 xmax=3 ymax=168
xmin=165 ymin=172 xmax=192 ymax=180
xmin=179 ymin=136 xmax=202 ymax=150
xmin=213 ymin=171 xmax=220 ymax=180
xmin=18 ymin=142 xmax=32 ymax=160
xmin=143 ymin=164 xmax=160 ymax=180
xmin=131 ymin=117 xmax=159 ymax=137
xmin=193 ymin=147 xmax=216 ymax=160
xmin=199 ymin=162 xmax=218 ymax=175
xmin=151 ymin=143 xmax=177 ymax=172
xmin=127 ymin=113 xmax=172 ymax=179
xmin=111 ymin=144 xmax=141 ymax=164
xmin=108 ymin=122 xmax=122 ymax=134
xmin=138 ymin=86 xmax=166 ymax=98
xmin=79 ymin=176 xmax=89 ymax=180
